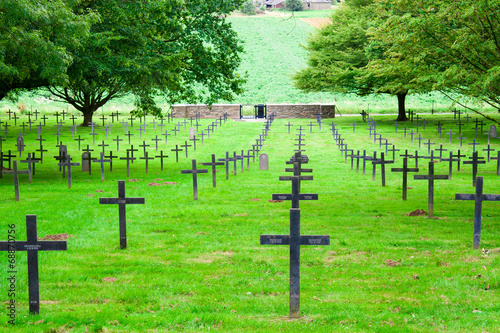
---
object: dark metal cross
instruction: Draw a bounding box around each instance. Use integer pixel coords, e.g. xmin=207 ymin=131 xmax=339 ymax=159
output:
xmin=155 ymin=151 xmax=169 ymax=171
xmin=441 ymin=151 xmax=459 ymax=179
xmin=113 ymin=135 xmax=123 ymax=151
xmin=171 ymin=145 xmax=183 ymax=163
xmin=181 ymin=159 xmax=208 ymax=200
xmin=120 ymin=151 xmax=136 ymax=177
xmin=491 ymin=151 xmax=500 ymax=176
xmin=139 ymin=152 xmax=155 ymax=174
xmin=99 ymin=180 xmax=145 ymax=249
xmin=463 ymin=151 xmax=486 ymax=187
xmin=391 ymin=157 xmax=419 ymax=200
xmin=218 ymin=151 xmax=236 ymax=180
xmin=3 ymin=160 xmax=29 ymax=201
xmin=58 ymin=154 xmax=79 ymax=188
xmin=93 ymin=152 xmax=112 ymax=181
xmin=371 ymin=152 xmax=394 ymax=186
xmin=20 ymin=153 xmax=39 ymax=181
xmin=455 ymin=177 xmax=500 ymax=249
xmin=414 ymin=162 xmax=449 ymax=218
xmin=200 ymin=154 xmax=224 ymax=188
xmin=261 ymin=188 xmax=329 ymax=317
xmin=0 ymin=215 xmax=67 ymax=314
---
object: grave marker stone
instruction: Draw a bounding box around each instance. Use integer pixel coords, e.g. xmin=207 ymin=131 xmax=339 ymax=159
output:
xmin=259 ymin=153 xmax=269 ymax=170
xmin=488 ymin=125 xmax=497 ymax=138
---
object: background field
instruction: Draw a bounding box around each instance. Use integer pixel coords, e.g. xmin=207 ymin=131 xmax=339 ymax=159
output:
xmin=0 ymin=111 xmax=499 ymax=331
xmin=0 ymin=9 xmax=465 ymax=116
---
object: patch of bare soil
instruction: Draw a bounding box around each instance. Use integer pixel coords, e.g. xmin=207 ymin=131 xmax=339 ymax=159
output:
xmin=300 ymin=17 xmax=332 ymax=29
xmin=148 ymin=182 xmax=162 ymax=186
xmin=251 ymin=198 xmax=261 ymax=201
xmin=163 ymin=182 xmax=178 ymax=185
xmin=39 ymin=234 xmax=74 ymax=241
xmin=385 ymin=260 xmax=400 ymax=267
xmin=405 ymin=209 xmax=427 ymax=216
xmin=268 ymin=200 xmax=283 ymax=203
xmin=102 ymin=277 xmax=118 ymax=283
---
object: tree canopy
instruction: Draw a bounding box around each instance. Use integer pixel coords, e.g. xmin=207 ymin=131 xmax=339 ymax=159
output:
xmin=293 ymin=0 xmax=413 ymax=120
xmin=46 ymin=0 xmax=245 ymax=125
xmin=0 ymin=0 xmax=93 ymax=101
xmin=286 ymin=0 xmax=304 ymax=11
xmin=374 ymin=0 xmax=500 ymax=124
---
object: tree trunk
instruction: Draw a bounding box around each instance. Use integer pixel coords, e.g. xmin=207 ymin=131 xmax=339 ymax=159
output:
xmin=396 ymin=93 xmax=409 ymax=121
xmin=81 ymin=107 xmax=97 ymax=127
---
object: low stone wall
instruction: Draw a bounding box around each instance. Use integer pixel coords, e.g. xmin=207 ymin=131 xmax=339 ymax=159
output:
xmin=267 ymin=104 xmax=335 ymax=119
xmin=172 ymin=104 xmax=240 ymax=119
xmin=172 ymin=104 xmax=336 ymax=119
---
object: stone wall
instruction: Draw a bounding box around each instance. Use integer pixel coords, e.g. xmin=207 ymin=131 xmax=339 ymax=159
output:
xmin=171 ymin=104 xmax=240 ymax=119
xmin=267 ymin=104 xmax=335 ymax=119
xmin=172 ymin=104 xmax=335 ymax=119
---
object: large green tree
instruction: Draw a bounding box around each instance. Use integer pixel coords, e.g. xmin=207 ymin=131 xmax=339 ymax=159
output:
xmin=374 ymin=0 xmax=500 ymax=124
xmin=48 ymin=0 xmax=245 ymax=126
xmin=293 ymin=0 xmax=414 ymax=120
xmin=0 ymin=0 xmax=93 ymax=101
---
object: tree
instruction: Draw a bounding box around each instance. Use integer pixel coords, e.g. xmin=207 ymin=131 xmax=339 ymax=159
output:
xmin=241 ymin=0 xmax=256 ymax=15
xmin=48 ymin=0 xmax=246 ymax=126
xmin=374 ymin=0 xmax=500 ymax=125
xmin=0 ymin=0 xmax=93 ymax=102
xmin=293 ymin=0 xmax=414 ymax=121
xmin=286 ymin=0 xmax=304 ymax=12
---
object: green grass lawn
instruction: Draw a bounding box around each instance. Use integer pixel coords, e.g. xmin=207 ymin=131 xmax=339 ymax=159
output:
xmin=0 ymin=110 xmax=499 ymax=332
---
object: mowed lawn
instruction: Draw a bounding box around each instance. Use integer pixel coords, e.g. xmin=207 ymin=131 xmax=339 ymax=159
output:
xmin=0 ymin=111 xmax=499 ymax=332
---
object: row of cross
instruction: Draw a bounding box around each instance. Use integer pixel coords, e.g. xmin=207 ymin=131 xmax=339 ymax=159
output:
xmin=332 ymin=119 xmax=500 ymax=250
xmin=261 ymin=123 xmax=330 ymax=318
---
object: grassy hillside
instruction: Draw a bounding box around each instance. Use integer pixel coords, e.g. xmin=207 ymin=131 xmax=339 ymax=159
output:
xmin=0 ymin=10 xmax=472 ymax=115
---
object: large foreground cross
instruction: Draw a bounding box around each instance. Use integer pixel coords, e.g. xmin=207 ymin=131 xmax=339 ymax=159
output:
xmin=455 ymin=177 xmax=500 ymax=249
xmin=0 ymin=215 xmax=67 ymax=314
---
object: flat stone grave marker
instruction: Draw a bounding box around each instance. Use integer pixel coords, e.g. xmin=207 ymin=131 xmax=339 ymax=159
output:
xmin=99 ymin=180 xmax=145 ymax=249
xmin=259 ymin=153 xmax=269 ymax=170
xmin=16 ymin=136 xmax=25 ymax=156
xmin=82 ymin=152 xmax=91 ymax=173
xmin=0 ymin=214 xmax=67 ymax=314
xmin=455 ymin=177 xmax=500 ymax=249
xmin=488 ymin=124 xmax=497 ymax=138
